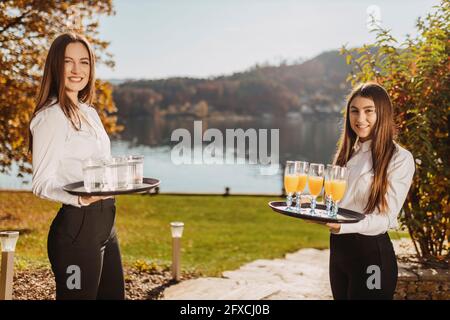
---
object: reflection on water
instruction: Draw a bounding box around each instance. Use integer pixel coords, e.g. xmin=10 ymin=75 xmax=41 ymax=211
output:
xmin=0 ymin=114 xmax=342 ymax=194
xmin=117 ymin=114 xmax=343 ymax=164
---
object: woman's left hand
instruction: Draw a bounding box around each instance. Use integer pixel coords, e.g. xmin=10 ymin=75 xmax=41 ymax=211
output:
xmin=326 ymin=223 xmax=341 ymax=233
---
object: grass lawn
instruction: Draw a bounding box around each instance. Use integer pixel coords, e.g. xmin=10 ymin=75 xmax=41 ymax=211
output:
xmin=0 ymin=191 xmax=408 ymax=276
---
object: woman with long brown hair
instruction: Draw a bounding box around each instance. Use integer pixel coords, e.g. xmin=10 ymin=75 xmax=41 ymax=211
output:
xmin=28 ymin=32 xmax=124 ymax=299
xmin=323 ymin=82 xmax=415 ymax=299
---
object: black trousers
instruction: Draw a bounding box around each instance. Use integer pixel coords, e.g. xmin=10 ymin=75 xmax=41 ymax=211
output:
xmin=47 ymin=198 xmax=125 ymax=300
xmin=329 ymin=232 xmax=398 ymax=300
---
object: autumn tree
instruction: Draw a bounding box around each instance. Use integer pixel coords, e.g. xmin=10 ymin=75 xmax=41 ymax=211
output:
xmin=341 ymin=0 xmax=449 ymax=265
xmin=0 ymin=0 xmax=122 ymax=178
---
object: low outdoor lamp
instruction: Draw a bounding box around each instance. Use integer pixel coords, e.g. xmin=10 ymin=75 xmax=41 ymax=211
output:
xmin=170 ymin=222 xmax=184 ymax=282
xmin=0 ymin=231 xmax=19 ymax=300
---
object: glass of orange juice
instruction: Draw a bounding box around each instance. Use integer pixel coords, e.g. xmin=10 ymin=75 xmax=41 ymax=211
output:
xmin=294 ymin=161 xmax=309 ymax=213
xmin=308 ymin=163 xmax=324 ymax=215
xmin=330 ymin=166 xmax=348 ymax=218
xmin=324 ymin=164 xmax=335 ymax=216
xmin=284 ymin=161 xmax=298 ymax=211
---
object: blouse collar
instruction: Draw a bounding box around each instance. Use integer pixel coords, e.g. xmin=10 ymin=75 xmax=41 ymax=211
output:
xmin=354 ymin=139 xmax=371 ymax=153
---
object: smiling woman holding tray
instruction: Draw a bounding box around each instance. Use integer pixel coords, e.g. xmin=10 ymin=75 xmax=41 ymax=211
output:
xmin=321 ymin=82 xmax=415 ymax=300
xmin=28 ymin=33 xmax=124 ymax=300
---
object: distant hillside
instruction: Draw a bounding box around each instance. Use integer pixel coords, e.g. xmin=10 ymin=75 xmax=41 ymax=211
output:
xmin=112 ymin=50 xmax=352 ymax=118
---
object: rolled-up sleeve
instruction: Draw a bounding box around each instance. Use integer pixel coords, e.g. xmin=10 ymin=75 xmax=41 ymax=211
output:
xmin=30 ymin=108 xmax=81 ymax=207
xmin=338 ymin=148 xmax=415 ymax=235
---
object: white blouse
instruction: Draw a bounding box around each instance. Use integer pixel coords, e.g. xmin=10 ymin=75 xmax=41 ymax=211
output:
xmin=30 ymin=101 xmax=111 ymax=207
xmin=337 ymin=139 xmax=415 ymax=236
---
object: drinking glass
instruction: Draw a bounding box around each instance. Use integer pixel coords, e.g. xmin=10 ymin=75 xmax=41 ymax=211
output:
xmin=324 ymin=164 xmax=335 ymax=216
xmin=107 ymin=156 xmax=129 ymax=190
xmin=284 ymin=161 xmax=298 ymax=211
xmin=294 ymin=161 xmax=309 ymax=213
xmin=82 ymin=158 xmax=105 ymax=192
xmin=308 ymin=163 xmax=324 ymax=215
xmin=127 ymin=155 xmax=144 ymax=185
xmin=330 ymin=166 xmax=348 ymax=218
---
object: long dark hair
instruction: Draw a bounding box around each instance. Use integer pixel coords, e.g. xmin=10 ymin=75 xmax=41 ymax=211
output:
xmin=334 ymin=82 xmax=397 ymax=214
xmin=28 ymin=32 xmax=96 ymax=153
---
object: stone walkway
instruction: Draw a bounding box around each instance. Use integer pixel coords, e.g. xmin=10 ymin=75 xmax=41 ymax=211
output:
xmin=162 ymin=239 xmax=416 ymax=300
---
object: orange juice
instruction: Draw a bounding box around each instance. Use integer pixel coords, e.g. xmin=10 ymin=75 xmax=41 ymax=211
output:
xmin=284 ymin=175 xmax=299 ymax=193
xmin=308 ymin=176 xmax=324 ymax=196
xmin=330 ymin=180 xmax=346 ymax=201
xmin=324 ymin=180 xmax=332 ymax=196
xmin=296 ymin=174 xmax=308 ymax=192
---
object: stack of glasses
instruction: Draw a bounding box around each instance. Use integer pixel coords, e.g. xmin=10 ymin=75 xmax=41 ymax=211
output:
xmin=82 ymin=155 xmax=144 ymax=192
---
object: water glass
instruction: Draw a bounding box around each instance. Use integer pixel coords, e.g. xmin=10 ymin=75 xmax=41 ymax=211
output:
xmin=82 ymin=158 xmax=106 ymax=192
xmin=107 ymin=156 xmax=129 ymax=190
xmin=127 ymin=155 xmax=144 ymax=185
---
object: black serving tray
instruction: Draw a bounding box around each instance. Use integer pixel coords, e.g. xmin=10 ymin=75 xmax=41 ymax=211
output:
xmin=268 ymin=201 xmax=365 ymax=224
xmin=63 ymin=178 xmax=160 ymax=196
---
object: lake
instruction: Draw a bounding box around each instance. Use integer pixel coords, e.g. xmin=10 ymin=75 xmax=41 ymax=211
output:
xmin=0 ymin=114 xmax=343 ymax=194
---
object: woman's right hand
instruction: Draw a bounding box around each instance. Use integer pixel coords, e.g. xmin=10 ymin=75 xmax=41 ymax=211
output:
xmin=79 ymin=195 xmax=113 ymax=206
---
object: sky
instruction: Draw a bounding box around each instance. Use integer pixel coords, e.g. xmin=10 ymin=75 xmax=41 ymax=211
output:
xmin=96 ymin=0 xmax=441 ymax=80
